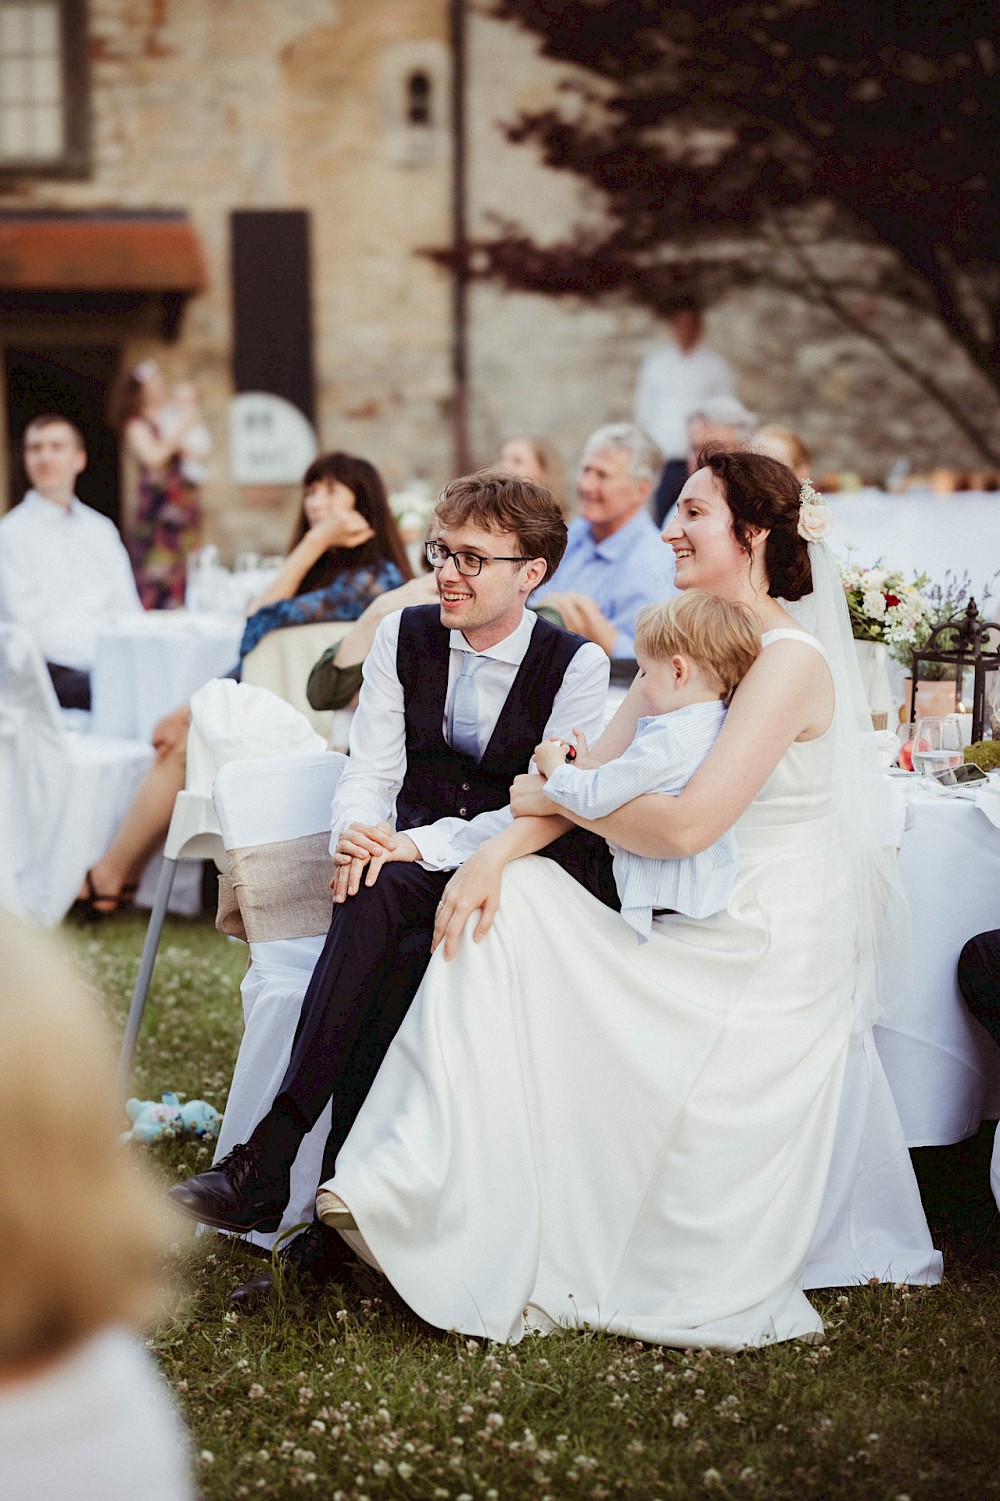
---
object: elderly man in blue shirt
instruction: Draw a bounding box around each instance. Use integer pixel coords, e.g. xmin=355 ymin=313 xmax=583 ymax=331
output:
xmin=535 ymin=423 xmax=677 ymax=658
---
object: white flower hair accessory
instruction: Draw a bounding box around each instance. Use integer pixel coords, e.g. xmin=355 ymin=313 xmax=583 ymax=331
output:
xmin=797 ymin=478 xmax=834 ymax=542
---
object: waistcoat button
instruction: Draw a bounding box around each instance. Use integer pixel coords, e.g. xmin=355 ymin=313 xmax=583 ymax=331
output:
xmin=458 ymin=806 xmax=468 ymax=817
xmin=461 ymin=781 xmax=471 ymax=792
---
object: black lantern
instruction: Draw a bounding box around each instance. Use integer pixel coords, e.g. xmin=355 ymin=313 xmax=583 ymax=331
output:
xmin=909 ymin=599 xmax=1000 ymax=743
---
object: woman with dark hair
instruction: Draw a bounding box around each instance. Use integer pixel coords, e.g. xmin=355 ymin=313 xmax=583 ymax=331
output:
xmin=73 ymin=452 xmax=409 ymax=919
xmin=316 ymin=451 xmax=934 ymax=1349
xmin=116 ymin=361 xmax=205 ymax=610
xmin=236 ymin=450 xmax=411 ymax=664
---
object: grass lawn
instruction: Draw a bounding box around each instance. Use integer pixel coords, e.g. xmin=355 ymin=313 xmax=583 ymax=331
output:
xmin=68 ymin=912 xmax=1000 ymax=1501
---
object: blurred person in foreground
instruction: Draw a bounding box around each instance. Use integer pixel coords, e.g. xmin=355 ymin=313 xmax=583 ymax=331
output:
xmin=533 ymin=422 xmax=678 ymax=659
xmin=0 ymin=414 xmax=141 ymax=709
xmin=634 ymin=298 xmax=737 ymax=525
xmin=0 ymin=913 xmax=192 ymax=1500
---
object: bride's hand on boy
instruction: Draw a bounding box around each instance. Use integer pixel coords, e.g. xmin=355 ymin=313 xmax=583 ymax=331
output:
xmin=431 ymin=848 xmax=504 ymax=960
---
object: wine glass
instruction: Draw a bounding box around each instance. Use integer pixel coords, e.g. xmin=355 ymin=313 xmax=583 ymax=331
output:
xmin=912 ymin=715 xmax=964 ymax=778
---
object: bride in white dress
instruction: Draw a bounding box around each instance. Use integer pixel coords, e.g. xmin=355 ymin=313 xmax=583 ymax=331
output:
xmin=320 ymin=453 xmax=930 ymax=1350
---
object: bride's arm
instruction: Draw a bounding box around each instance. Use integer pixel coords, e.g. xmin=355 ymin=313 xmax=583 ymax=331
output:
xmin=431 ymin=810 xmax=572 ymax=958
xmin=513 ymin=643 xmax=824 ymax=858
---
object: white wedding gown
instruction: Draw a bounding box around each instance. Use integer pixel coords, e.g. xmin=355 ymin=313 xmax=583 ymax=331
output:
xmin=329 ymin=631 xmax=938 ymax=1349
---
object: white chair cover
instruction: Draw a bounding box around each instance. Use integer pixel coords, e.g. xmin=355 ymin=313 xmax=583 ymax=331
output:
xmin=0 ymin=625 xmax=153 ymax=925
xmin=240 ymin=620 xmax=355 ymax=740
xmin=210 ymin=751 xmax=346 ymax=1250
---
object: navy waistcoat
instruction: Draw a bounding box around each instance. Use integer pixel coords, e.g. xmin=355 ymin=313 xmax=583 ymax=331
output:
xmin=394 ymin=604 xmax=587 ymax=830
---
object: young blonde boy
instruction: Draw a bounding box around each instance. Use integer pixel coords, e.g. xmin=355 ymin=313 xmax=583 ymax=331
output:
xmin=535 ymin=590 xmax=760 ymax=940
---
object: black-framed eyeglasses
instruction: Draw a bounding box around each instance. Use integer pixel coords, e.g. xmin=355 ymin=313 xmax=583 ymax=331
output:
xmin=424 ymin=540 xmax=531 ymax=577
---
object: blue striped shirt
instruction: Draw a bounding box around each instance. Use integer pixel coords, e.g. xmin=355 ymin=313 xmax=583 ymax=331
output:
xmin=542 ymin=699 xmax=737 ymax=940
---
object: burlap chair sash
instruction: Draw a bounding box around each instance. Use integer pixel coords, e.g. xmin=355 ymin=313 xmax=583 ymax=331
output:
xmin=216 ymin=831 xmax=334 ymax=944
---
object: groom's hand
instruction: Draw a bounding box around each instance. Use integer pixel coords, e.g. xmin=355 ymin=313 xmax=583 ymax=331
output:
xmin=361 ymin=831 xmax=421 ymax=890
xmin=330 ymin=821 xmax=396 ymax=903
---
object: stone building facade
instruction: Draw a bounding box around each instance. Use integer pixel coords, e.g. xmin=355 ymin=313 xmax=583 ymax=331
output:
xmin=0 ymin=0 xmax=995 ymax=559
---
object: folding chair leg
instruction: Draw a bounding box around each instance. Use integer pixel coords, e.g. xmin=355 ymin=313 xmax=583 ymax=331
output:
xmin=116 ymin=856 xmax=178 ymax=1091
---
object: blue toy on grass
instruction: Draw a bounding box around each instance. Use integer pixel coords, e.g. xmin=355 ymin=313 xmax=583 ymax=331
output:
xmin=125 ymin=1092 xmax=222 ymax=1144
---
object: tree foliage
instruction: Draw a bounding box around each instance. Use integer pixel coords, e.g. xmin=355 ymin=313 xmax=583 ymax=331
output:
xmin=472 ymin=0 xmax=1000 ymax=458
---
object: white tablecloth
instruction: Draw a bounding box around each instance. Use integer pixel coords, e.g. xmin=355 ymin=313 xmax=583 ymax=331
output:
xmin=827 ymin=488 xmax=1000 ymax=603
xmin=91 ymin=611 xmax=244 ymax=742
xmin=876 ymin=773 xmax=1000 ymax=1145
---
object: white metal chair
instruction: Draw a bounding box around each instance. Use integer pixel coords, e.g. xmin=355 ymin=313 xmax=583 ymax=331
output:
xmin=207 ymin=751 xmax=346 ymax=1248
xmin=0 ymin=624 xmax=152 ymax=926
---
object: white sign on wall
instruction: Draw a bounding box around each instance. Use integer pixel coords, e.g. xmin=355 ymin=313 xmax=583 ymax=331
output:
xmin=229 ymin=392 xmax=318 ymax=485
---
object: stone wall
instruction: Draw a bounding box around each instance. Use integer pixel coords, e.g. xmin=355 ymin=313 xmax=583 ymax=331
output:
xmin=0 ymin=0 xmax=996 ymax=553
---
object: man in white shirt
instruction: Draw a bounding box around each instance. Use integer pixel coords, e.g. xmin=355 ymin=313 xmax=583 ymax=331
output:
xmin=634 ymin=302 xmax=737 ymax=525
xmin=168 ymin=470 xmax=613 ymax=1289
xmin=0 ymin=414 xmax=141 ymax=708
xmin=534 ymin=422 xmax=678 ymax=659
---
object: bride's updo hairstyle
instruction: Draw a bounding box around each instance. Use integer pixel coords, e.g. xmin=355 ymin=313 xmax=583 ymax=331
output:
xmin=703 ymin=451 xmax=813 ymax=602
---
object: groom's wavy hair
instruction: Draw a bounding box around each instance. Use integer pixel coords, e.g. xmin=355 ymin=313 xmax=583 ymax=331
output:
xmin=701 ymin=450 xmax=812 ymax=601
xmin=434 ymin=469 xmax=568 ymax=586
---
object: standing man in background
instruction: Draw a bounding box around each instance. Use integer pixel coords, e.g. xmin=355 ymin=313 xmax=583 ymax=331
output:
xmin=634 ymin=299 xmax=737 ymax=526
xmin=0 ymin=415 xmax=141 ymax=708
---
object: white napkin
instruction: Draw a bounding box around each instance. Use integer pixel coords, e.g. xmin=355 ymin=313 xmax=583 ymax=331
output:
xmin=187 ymin=679 xmax=328 ymax=795
xmin=974 ymin=778 xmax=1000 ymax=828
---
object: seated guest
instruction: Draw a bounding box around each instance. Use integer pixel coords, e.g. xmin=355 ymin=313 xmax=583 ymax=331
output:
xmin=958 ymin=928 xmax=1000 ymax=1050
xmin=0 ymin=414 xmax=142 ymax=709
xmin=497 ymin=434 xmax=569 ymax=516
xmin=752 ymin=424 xmax=812 ymax=483
xmin=73 ymin=451 xmax=410 ymax=919
xmin=684 ymin=395 xmax=758 ymax=478
xmin=0 ymin=915 xmax=192 ymax=1499
xmin=534 ymin=422 xmax=678 ymax=659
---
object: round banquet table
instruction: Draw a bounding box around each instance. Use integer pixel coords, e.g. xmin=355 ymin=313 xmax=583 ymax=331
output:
xmin=875 ymin=772 xmax=1000 ymax=1146
xmin=90 ymin=611 xmax=244 ymax=742
xmin=826 ymin=487 xmax=1000 ymax=603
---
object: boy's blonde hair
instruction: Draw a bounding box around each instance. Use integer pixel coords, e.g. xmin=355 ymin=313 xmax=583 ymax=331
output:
xmin=634 ymin=590 xmax=760 ymax=703
xmin=0 ymin=915 xmax=175 ymax=1368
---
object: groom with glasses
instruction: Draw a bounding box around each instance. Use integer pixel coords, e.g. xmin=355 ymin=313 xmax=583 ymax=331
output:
xmin=168 ymin=470 xmax=617 ymax=1292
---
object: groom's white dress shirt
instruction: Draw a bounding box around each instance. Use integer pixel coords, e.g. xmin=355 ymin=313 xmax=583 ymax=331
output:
xmin=0 ymin=490 xmax=141 ymax=670
xmin=329 ymin=605 xmax=610 ymax=870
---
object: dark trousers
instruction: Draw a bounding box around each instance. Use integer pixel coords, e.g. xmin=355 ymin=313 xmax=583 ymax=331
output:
xmin=47 ymin=661 xmax=91 ymax=710
xmin=268 ymin=826 xmax=619 ymax=1182
xmin=957 ymin=928 xmax=1000 ymax=1050
xmin=651 ymin=458 xmax=689 ymax=528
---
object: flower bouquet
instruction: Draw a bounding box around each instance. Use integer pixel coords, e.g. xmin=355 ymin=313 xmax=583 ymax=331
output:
xmin=840 ymin=563 xmax=934 ymax=665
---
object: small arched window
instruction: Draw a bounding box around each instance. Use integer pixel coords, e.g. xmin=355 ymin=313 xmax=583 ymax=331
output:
xmin=406 ymin=70 xmax=432 ymax=127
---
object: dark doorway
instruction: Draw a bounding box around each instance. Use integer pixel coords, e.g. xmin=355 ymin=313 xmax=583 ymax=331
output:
xmin=5 ymin=346 xmax=122 ymax=524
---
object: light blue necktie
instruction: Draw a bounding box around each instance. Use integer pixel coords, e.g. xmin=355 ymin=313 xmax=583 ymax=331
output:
xmin=449 ymin=653 xmax=485 ymax=761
